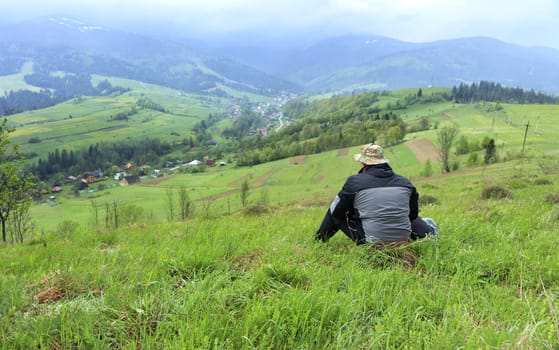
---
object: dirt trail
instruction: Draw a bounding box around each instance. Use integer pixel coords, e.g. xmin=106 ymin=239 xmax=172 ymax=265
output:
xmin=228 ymin=173 xmax=254 ymax=187
xmin=406 ymin=138 xmax=440 ymax=163
xmin=337 ymin=148 xmax=349 ymax=156
xmin=290 ymin=155 xmax=307 ymax=165
xmin=252 ymin=169 xmax=280 ymax=187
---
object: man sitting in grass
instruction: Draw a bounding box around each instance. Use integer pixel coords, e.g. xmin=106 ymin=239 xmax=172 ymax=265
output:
xmin=316 ymin=143 xmax=437 ymax=246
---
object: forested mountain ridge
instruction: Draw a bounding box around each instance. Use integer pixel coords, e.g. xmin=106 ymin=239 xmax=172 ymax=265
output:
xmin=214 ymin=35 xmax=559 ymax=94
xmin=0 ymin=16 xmax=299 ymax=109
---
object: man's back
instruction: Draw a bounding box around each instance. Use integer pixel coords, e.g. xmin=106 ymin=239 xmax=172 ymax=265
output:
xmin=343 ymin=164 xmax=416 ymax=242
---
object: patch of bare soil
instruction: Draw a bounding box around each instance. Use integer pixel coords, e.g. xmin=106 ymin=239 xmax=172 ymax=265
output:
xmin=197 ymin=188 xmax=241 ymax=202
xmin=228 ymin=173 xmax=254 ymax=187
xmin=36 ymin=286 xmax=66 ymax=304
xmin=290 ymin=155 xmax=307 ymax=165
xmin=439 ymin=112 xmax=451 ymax=119
xmin=406 ymin=138 xmax=440 ymax=163
xmin=143 ymin=174 xmax=179 ymax=186
xmin=252 ymin=169 xmax=280 ymax=187
xmin=315 ymin=174 xmax=325 ymax=183
xmin=233 ymin=250 xmax=264 ymax=271
xmin=337 ymin=148 xmax=349 ymax=156
xmin=197 ymin=170 xmax=280 ymax=202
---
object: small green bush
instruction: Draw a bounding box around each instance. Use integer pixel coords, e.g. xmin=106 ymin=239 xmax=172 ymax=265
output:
xmin=56 ymin=220 xmax=79 ymax=239
xmin=533 ymin=178 xmax=553 ymax=186
xmin=481 ymin=185 xmax=512 ymax=200
xmin=545 ymin=193 xmax=559 ymax=205
xmin=419 ymin=194 xmax=439 ymax=206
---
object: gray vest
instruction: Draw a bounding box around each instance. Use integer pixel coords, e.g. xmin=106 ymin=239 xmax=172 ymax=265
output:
xmin=354 ymin=187 xmax=412 ymax=243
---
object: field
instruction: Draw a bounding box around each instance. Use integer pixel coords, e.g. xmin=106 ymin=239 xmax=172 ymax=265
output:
xmin=6 ymin=75 xmax=245 ymax=159
xmin=2 ymin=85 xmax=559 ymax=348
xmin=1 ymin=152 xmax=559 ymax=348
xmin=0 ymin=61 xmax=41 ymax=95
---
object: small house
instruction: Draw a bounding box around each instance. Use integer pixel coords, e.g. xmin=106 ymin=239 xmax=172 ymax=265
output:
xmin=120 ymin=175 xmax=141 ymax=186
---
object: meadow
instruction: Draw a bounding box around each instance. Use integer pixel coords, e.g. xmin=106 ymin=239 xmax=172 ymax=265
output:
xmin=2 ymin=85 xmax=559 ymax=348
xmin=7 ymin=75 xmax=239 ymax=159
xmin=1 ymin=151 xmax=559 ymax=348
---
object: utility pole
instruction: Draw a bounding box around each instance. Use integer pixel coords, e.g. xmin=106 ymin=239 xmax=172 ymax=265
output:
xmin=521 ymin=121 xmax=529 ymax=155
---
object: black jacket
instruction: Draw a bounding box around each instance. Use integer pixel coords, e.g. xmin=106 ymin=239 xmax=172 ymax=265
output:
xmin=329 ymin=163 xmax=418 ymax=243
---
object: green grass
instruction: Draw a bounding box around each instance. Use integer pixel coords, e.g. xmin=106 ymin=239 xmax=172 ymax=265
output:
xmin=3 ymin=87 xmax=559 ymax=347
xmin=0 ymin=61 xmax=40 ymax=95
xmin=7 ymin=76 xmax=263 ymax=159
xmin=2 ymin=155 xmax=559 ymax=348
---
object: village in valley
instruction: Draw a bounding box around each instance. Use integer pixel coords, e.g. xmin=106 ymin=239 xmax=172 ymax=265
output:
xmin=41 ymin=92 xmax=299 ymax=205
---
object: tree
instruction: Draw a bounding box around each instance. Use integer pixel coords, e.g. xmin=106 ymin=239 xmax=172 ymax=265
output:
xmin=436 ymin=123 xmax=459 ymax=173
xmin=178 ymin=186 xmax=193 ymax=220
xmin=0 ymin=118 xmax=35 ymax=243
xmin=484 ymin=138 xmax=497 ymax=164
xmin=240 ymin=179 xmax=250 ymax=210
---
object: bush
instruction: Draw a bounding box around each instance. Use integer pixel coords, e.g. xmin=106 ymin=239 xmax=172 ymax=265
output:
xmin=56 ymin=220 xmax=79 ymax=239
xmin=481 ymin=185 xmax=512 ymax=200
xmin=28 ymin=137 xmax=41 ymax=144
xmin=545 ymin=193 xmax=559 ymax=205
xmin=533 ymin=178 xmax=553 ymax=186
xmin=419 ymin=194 xmax=439 ymax=206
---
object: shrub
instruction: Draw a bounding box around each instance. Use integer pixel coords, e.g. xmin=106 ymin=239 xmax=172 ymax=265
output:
xmin=481 ymin=185 xmax=512 ymax=200
xmin=56 ymin=220 xmax=79 ymax=239
xmin=533 ymin=178 xmax=553 ymax=186
xmin=545 ymin=193 xmax=559 ymax=205
xmin=419 ymin=194 xmax=439 ymax=206
xmin=28 ymin=137 xmax=41 ymax=144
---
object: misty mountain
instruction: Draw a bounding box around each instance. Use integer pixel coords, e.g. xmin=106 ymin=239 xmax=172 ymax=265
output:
xmin=214 ymin=35 xmax=559 ymax=94
xmin=1 ymin=16 xmax=559 ymax=97
xmin=0 ymin=16 xmax=299 ymax=96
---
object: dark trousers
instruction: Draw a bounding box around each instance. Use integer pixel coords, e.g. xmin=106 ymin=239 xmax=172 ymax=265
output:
xmin=316 ymin=209 xmax=430 ymax=244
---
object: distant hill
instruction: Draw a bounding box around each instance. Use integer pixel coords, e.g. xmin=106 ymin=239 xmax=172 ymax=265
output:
xmin=0 ymin=16 xmax=299 ymax=97
xmin=214 ymin=35 xmax=559 ymax=94
xmin=2 ymin=16 xmax=559 ymax=100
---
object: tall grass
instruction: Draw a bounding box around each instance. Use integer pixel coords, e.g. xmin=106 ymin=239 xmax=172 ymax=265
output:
xmin=1 ymin=158 xmax=559 ymax=348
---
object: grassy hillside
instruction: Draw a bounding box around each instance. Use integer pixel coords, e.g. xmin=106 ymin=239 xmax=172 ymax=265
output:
xmin=1 ymin=152 xmax=559 ymax=348
xmin=6 ymin=76 xmax=244 ymax=159
xmin=15 ymin=87 xmax=558 ymax=233
xmin=3 ymin=87 xmax=559 ymax=347
xmin=0 ymin=62 xmax=41 ymax=95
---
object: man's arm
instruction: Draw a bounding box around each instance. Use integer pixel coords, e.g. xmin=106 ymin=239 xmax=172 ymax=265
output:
xmin=315 ymin=178 xmax=357 ymax=241
xmin=409 ymin=187 xmax=419 ymax=220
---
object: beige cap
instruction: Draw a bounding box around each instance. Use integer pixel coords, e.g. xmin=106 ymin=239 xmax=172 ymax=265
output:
xmin=353 ymin=144 xmax=388 ymax=165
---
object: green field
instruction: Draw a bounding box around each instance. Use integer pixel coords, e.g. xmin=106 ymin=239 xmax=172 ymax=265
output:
xmin=6 ymin=76 xmax=264 ymax=159
xmin=2 ymin=85 xmax=559 ymax=348
xmin=2 ymin=150 xmax=559 ymax=348
xmin=0 ymin=61 xmax=41 ymax=95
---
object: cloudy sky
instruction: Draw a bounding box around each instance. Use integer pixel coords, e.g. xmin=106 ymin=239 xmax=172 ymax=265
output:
xmin=2 ymin=0 xmax=559 ymax=49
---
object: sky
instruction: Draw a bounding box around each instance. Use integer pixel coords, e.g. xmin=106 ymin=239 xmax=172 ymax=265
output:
xmin=2 ymin=0 xmax=559 ymax=49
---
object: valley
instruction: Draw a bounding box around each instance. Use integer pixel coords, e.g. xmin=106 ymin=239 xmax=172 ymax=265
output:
xmin=1 ymin=14 xmax=559 ymax=349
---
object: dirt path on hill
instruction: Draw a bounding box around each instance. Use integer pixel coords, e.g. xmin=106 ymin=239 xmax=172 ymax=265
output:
xmin=337 ymin=148 xmax=349 ymax=156
xmin=141 ymin=174 xmax=179 ymax=186
xmin=228 ymin=173 xmax=254 ymax=187
xmin=197 ymin=169 xmax=280 ymax=202
xmin=290 ymin=155 xmax=307 ymax=165
xmin=197 ymin=188 xmax=241 ymax=202
xmin=252 ymin=169 xmax=280 ymax=187
xmin=406 ymin=138 xmax=440 ymax=163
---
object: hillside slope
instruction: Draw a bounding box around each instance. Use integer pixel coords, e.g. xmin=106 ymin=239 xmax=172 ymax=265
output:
xmin=0 ymin=16 xmax=299 ymax=97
